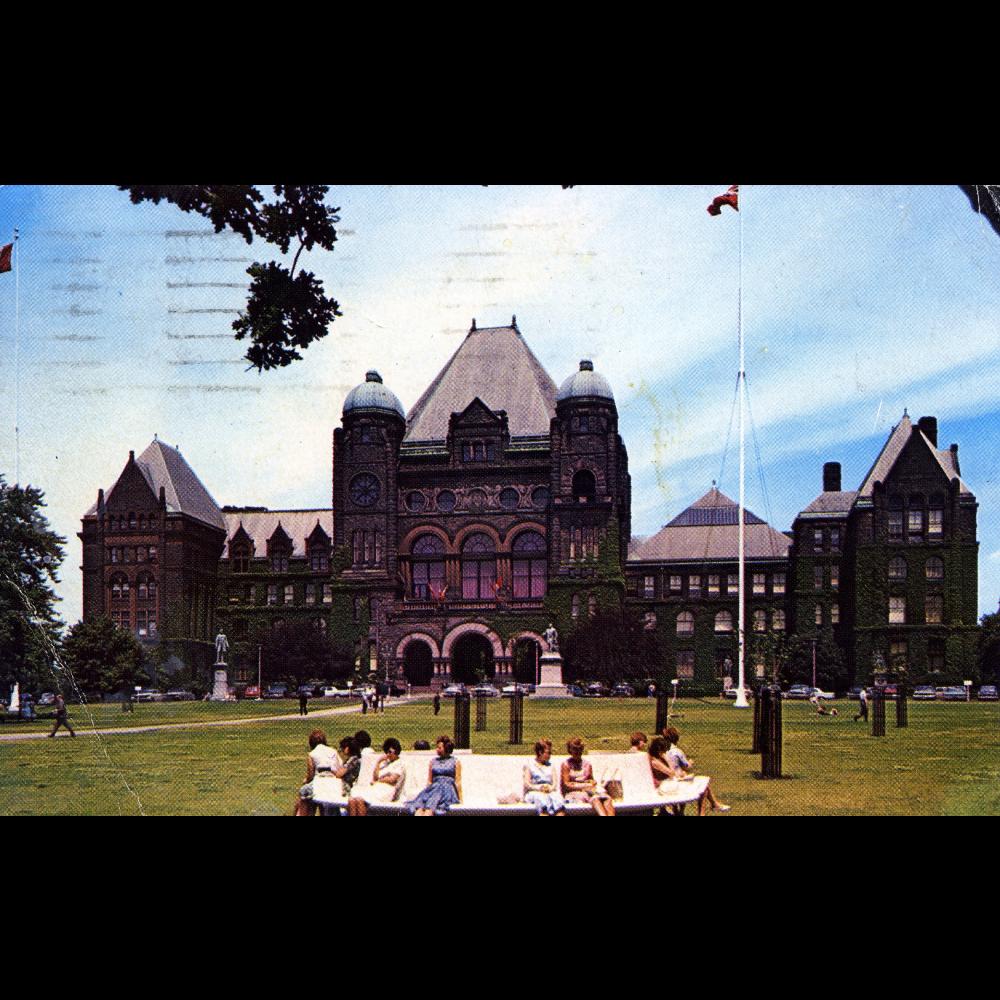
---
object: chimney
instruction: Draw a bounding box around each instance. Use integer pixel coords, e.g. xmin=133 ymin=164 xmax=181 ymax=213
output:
xmin=950 ymin=443 xmax=960 ymax=475
xmin=917 ymin=416 xmax=938 ymax=447
xmin=823 ymin=462 xmax=841 ymax=492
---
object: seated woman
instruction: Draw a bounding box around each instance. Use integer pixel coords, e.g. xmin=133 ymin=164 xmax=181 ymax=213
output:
xmin=628 ymin=731 xmax=648 ymax=753
xmin=661 ymin=726 xmax=730 ymax=815
xmin=523 ymin=738 xmax=566 ymax=816
xmin=407 ymin=735 xmax=462 ymax=815
xmin=560 ymin=737 xmax=615 ymax=816
xmin=647 ymin=735 xmax=685 ymax=815
xmin=347 ymin=737 xmax=407 ymax=816
xmin=294 ymin=730 xmax=351 ymax=817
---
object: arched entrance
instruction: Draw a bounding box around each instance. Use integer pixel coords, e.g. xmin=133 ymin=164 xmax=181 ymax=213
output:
xmin=452 ymin=632 xmax=495 ymax=684
xmin=403 ymin=640 xmax=434 ymax=686
xmin=513 ymin=638 xmax=541 ymax=685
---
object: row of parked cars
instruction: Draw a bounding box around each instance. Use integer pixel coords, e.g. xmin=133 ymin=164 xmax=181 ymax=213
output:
xmin=441 ymin=683 xmax=536 ymax=698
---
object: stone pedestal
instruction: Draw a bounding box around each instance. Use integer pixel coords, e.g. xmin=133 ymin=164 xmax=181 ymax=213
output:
xmin=534 ymin=652 xmax=569 ymax=698
xmin=209 ymin=665 xmax=231 ymax=701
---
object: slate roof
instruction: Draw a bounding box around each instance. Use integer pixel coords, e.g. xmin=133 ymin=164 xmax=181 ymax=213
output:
xmin=857 ymin=414 xmax=972 ymax=497
xmin=222 ymin=509 xmax=333 ymax=559
xmin=630 ymin=487 xmax=791 ymax=562
xmin=86 ymin=439 xmax=226 ymax=531
xmin=800 ymin=491 xmax=859 ymax=515
xmin=404 ymin=323 xmax=558 ymax=443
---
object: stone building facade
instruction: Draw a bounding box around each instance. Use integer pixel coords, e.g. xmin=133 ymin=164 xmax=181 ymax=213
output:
xmin=80 ymin=323 xmax=979 ymax=690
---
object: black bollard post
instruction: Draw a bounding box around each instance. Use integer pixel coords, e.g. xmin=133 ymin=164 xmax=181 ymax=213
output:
xmin=871 ymin=687 xmax=885 ymax=737
xmin=759 ymin=686 xmax=783 ymax=779
xmin=752 ymin=685 xmax=762 ymax=753
xmin=655 ymin=689 xmax=669 ymax=735
xmin=509 ymin=690 xmax=524 ymax=745
xmin=475 ymin=692 xmax=487 ymax=732
xmin=454 ymin=692 xmax=471 ymax=749
xmin=895 ymin=680 xmax=908 ymax=728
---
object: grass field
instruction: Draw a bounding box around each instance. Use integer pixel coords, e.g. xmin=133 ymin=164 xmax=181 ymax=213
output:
xmin=2 ymin=697 xmax=998 ymax=815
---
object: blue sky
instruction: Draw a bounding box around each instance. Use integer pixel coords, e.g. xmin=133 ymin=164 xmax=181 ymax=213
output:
xmin=1 ymin=184 xmax=998 ymax=626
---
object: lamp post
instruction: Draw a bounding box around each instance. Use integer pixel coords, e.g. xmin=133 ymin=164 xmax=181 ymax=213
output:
xmin=257 ymin=644 xmax=262 ymax=700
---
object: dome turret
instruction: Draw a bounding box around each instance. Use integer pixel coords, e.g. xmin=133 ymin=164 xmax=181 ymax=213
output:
xmin=342 ymin=370 xmax=405 ymax=419
xmin=556 ymin=359 xmax=614 ymax=403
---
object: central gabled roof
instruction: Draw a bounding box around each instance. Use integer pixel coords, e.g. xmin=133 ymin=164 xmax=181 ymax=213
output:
xmin=404 ymin=322 xmax=558 ymax=443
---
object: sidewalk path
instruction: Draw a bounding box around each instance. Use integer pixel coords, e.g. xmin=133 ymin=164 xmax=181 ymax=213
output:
xmin=0 ymin=697 xmax=427 ymax=743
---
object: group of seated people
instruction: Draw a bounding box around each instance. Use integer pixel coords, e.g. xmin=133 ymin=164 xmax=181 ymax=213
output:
xmin=295 ymin=725 xmax=730 ymax=816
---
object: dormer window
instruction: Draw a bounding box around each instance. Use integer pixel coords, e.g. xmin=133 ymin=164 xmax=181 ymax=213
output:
xmin=232 ymin=546 xmax=251 ymax=574
xmin=309 ymin=547 xmax=329 ymax=572
xmin=462 ymin=441 xmax=495 ymax=462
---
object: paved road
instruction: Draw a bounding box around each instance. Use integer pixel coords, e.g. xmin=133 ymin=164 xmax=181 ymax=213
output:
xmin=0 ymin=697 xmax=426 ymax=743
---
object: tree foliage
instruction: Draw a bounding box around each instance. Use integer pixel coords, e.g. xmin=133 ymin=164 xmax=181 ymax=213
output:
xmin=120 ymin=185 xmax=342 ymax=371
xmin=0 ymin=477 xmax=65 ymax=696
xmin=562 ymin=606 xmax=664 ymax=685
xmin=260 ymin=620 xmax=336 ymax=686
xmin=782 ymin=629 xmax=848 ymax=692
xmin=978 ymin=606 xmax=1000 ymax=684
xmin=60 ymin=616 xmax=147 ymax=697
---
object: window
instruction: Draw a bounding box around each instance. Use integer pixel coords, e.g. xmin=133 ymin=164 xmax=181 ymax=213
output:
xmin=714 ymin=610 xmax=733 ymax=633
xmin=925 ymin=594 xmax=943 ymax=624
xmin=688 ymin=575 xmax=702 ymax=598
xmin=830 ymin=528 xmax=840 ymax=550
xmin=676 ymin=611 xmax=695 ymax=635
xmin=316 ymin=618 xmax=327 ymax=634
xmin=814 ymin=565 xmax=824 ymax=590
xmin=831 ymin=603 xmax=840 ymax=624
xmin=273 ymin=619 xmax=284 ymax=632
xmin=753 ymin=573 xmax=766 ymax=595
xmin=644 ymin=611 xmax=657 ymax=630
xmin=888 ymin=511 xmax=903 ymax=541
xmin=587 ymin=594 xmax=597 ymax=617
xmin=708 ymin=575 xmax=720 ymax=596
xmin=109 ymin=547 xmax=118 ymax=564
xmin=110 ymin=574 xmax=129 ymax=601
xmin=136 ymin=546 xmax=146 ymax=563
xmin=245 ymin=585 xmax=256 ymax=604
xmin=890 ymin=639 xmax=908 ymax=667
xmin=727 ymin=574 xmax=738 ymax=596
xmin=889 ymin=596 xmax=906 ymax=624
xmin=830 ymin=564 xmax=839 ymax=591
xmin=461 ymin=532 xmax=496 ymax=600
xmin=353 ymin=596 xmax=365 ymax=623
xmin=437 ymin=490 xmax=457 ymax=512
xmin=283 ymin=584 xmax=294 ymax=604
xmin=815 ymin=604 xmax=823 ymax=626
xmin=406 ymin=491 xmax=427 ymax=513
xmin=353 ymin=529 xmax=382 ymax=567
xmin=358 ymin=425 xmax=376 ymax=444
xmin=137 ymin=575 xmax=156 ymax=601
xmin=462 ymin=441 xmax=494 ymax=462
xmin=908 ymin=509 xmax=923 ymax=540
xmin=124 ymin=547 xmax=132 ymax=563
xmin=309 ymin=548 xmax=329 ymax=572
xmin=412 ymin=533 xmax=446 ymax=600
xmin=499 ymin=488 xmax=519 ymax=511
xmin=512 ymin=531 xmax=547 ymax=598
xmin=305 ymin=584 xmax=316 ymax=605
xmin=467 ymin=489 xmax=487 ymax=512
xmin=926 ymin=557 xmax=944 ymax=580
xmin=272 ymin=550 xmax=289 ymax=573
xmin=572 ymin=594 xmax=581 ymax=619
xmin=322 ymin=584 xmax=333 ymax=605
xmin=267 ymin=585 xmax=277 ymax=605
xmin=572 ymin=470 xmax=597 ymax=503
xmin=136 ymin=609 xmax=156 ymax=638
xmin=671 ymin=575 xmax=683 ymax=593
xmin=676 ymin=651 xmax=695 ymax=679
xmin=148 ymin=545 xmax=157 ymax=564
xmin=531 ymin=487 xmax=550 ymax=509
xmin=753 ymin=609 xmax=766 ymax=632
xmin=772 ymin=609 xmax=785 ymax=631
xmin=111 ymin=610 xmax=130 ymax=631
xmin=228 ymin=586 xmax=239 ymax=605
xmin=928 ymin=507 xmax=943 ymax=538
xmin=644 ymin=575 xmax=656 ymax=598
xmin=772 ymin=572 xmax=785 ymax=595
xmin=813 ymin=529 xmax=824 ymax=552
xmin=128 ymin=512 xmax=137 ymax=529
xmin=889 ymin=556 xmax=907 ymax=581
xmin=928 ymin=638 xmax=945 ymax=671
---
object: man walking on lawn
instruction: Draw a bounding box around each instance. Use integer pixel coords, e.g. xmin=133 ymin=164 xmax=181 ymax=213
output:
xmin=49 ymin=694 xmax=76 ymax=738
xmin=853 ymin=686 xmax=869 ymax=723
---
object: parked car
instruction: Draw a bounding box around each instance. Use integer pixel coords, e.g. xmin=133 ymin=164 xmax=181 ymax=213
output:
xmin=264 ymin=683 xmax=289 ymax=699
xmin=912 ymin=685 xmax=937 ymax=700
xmin=165 ymin=689 xmax=196 ymax=701
xmin=37 ymin=692 xmax=56 ymax=706
xmin=783 ymin=685 xmax=813 ymax=700
xmin=501 ymin=683 xmax=532 ymax=697
xmin=471 ymin=684 xmax=499 ymax=697
xmin=610 ymin=682 xmax=635 ymax=698
xmin=872 ymin=684 xmax=898 ymax=700
xmin=243 ymin=685 xmax=261 ymax=699
xmin=295 ymin=685 xmax=316 ymax=698
xmin=977 ymin=684 xmax=998 ymax=701
xmin=810 ymin=687 xmax=835 ymax=700
xmin=134 ymin=688 xmax=164 ymax=702
xmin=936 ymin=686 xmax=967 ymax=701
xmin=442 ymin=684 xmax=466 ymax=698
xmin=723 ymin=685 xmax=750 ymax=699
xmin=567 ymin=683 xmax=585 ymax=697
xmin=322 ymin=686 xmax=355 ymax=698
xmin=583 ymin=682 xmax=608 ymax=698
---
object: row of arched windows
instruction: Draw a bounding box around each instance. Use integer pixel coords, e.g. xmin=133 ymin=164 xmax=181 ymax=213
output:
xmin=104 ymin=512 xmax=158 ymax=532
xmin=675 ymin=608 xmax=785 ymax=635
xmin=109 ymin=572 xmax=157 ymax=601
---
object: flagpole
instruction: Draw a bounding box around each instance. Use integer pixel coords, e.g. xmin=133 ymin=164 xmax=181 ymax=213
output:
xmin=13 ymin=228 xmax=20 ymax=487
xmin=734 ymin=191 xmax=749 ymax=708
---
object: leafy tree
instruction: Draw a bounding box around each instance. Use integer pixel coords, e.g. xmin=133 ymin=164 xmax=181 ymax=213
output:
xmin=562 ymin=606 xmax=664 ymax=685
xmin=977 ymin=605 xmax=1000 ymax=685
xmin=783 ymin=630 xmax=848 ymax=692
xmin=259 ymin=620 xmax=335 ymax=686
xmin=120 ymin=185 xmax=342 ymax=371
xmin=60 ymin=616 xmax=146 ymax=698
xmin=0 ymin=477 xmax=65 ymax=697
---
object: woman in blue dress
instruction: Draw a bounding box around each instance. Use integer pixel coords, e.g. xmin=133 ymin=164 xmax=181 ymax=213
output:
xmin=523 ymin=738 xmax=566 ymax=815
xmin=408 ymin=735 xmax=462 ymax=815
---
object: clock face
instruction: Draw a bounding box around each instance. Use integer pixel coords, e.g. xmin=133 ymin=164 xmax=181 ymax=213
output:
xmin=350 ymin=473 xmax=381 ymax=508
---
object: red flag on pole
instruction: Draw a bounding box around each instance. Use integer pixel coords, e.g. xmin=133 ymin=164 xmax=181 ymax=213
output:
xmin=707 ymin=185 xmax=739 ymax=216
xmin=0 ymin=243 xmax=12 ymax=273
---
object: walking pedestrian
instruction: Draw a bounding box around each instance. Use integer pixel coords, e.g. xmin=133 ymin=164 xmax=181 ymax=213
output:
xmin=433 ymin=693 xmax=441 ymax=716
xmin=48 ymin=694 xmax=76 ymax=738
xmin=299 ymin=689 xmax=309 ymax=716
xmin=853 ymin=686 xmax=869 ymax=723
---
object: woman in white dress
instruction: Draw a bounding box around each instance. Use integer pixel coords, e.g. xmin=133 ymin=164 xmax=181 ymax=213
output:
xmin=347 ymin=737 xmax=408 ymax=816
xmin=523 ymin=738 xmax=566 ymax=815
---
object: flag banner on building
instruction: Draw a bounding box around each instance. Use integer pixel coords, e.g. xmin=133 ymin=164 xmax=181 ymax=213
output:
xmin=0 ymin=243 xmax=12 ymax=273
xmin=707 ymin=185 xmax=739 ymax=216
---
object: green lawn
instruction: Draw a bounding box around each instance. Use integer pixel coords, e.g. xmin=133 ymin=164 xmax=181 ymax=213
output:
xmin=2 ymin=698 xmax=998 ymax=815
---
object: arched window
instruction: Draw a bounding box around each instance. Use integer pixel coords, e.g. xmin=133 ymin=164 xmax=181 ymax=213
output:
xmin=109 ymin=573 xmax=129 ymax=602
xmin=136 ymin=573 xmax=156 ymax=601
xmin=462 ymin=533 xmax=496 ymax=599
xmin=677 ymin=611 xmax=695 ymax=635
xmin=128 ymin=511 xmax=137 ymax=529
xmin=714 ymin=610 xmax=733 ymax=633
xmin=315 ymin=618 xmax=328 ymax=634
xmin=232 ymin=544 xmax=251 ymax=574
xmin=772 ymin=609 xmax=786 ymax=632
xmin=512 ymin=531 xmax=547 ymax=598
xmin=888 ymin=556 xmax=907 ymax=581
xmin=587 ymin=594 xmax=597 ymax=617
xmin=926 ymin=557 xmax=944 ymax=580
xmin=644 ymin=611 xmax=657 ymax=631
xmin=815 ymin=604 xmax=823 ymax=626
xmin=412 ymin=533 xmax=446 ymax=600
xmin=572 ymin=594 xmax=581 ymax=619
xmin=572 ymin=469 xmax=597 ymax=503
xmin=752 ymin=609 xmax=766 ymax=632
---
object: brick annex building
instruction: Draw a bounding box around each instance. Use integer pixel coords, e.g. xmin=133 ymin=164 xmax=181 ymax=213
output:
xmin=79 ymin=320 xmax=980 ymax=689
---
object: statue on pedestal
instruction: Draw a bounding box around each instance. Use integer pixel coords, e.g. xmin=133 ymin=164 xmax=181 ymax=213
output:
xmin=543 ymin=623 xmax=559 ymax=654
xmin=215 ymin=632 xmax=229 ymax=666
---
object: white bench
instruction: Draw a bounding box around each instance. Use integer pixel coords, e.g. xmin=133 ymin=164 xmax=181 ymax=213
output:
xmin=312 ymin=750 xmax=710 ymax=815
